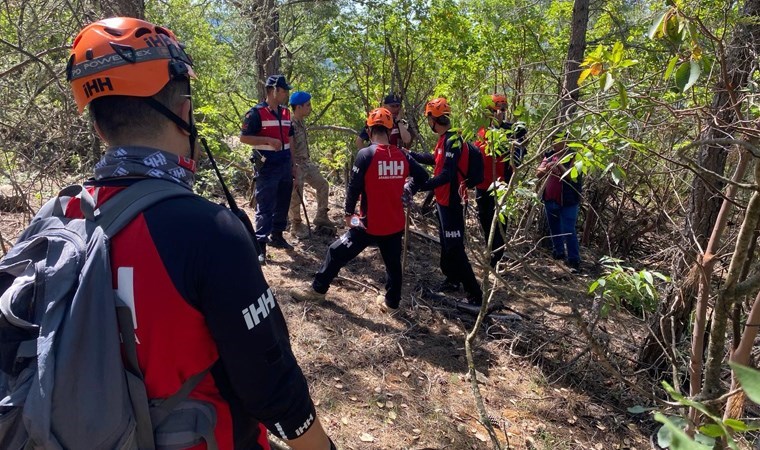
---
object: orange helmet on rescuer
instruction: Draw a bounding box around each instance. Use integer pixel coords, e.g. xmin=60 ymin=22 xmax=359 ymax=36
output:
xmin=489 ymin=94 xmax=508 ymax=111
xmin=424 ymin=97 xmax=451 ymax=118
xmin=66 ymin=17 xmax=194 ymax=113
xmin=366 ymin=107 xmax=394 ymax=129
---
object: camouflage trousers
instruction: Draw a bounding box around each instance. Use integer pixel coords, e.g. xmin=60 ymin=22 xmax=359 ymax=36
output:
xmin=289 ymin=160 xmax=330 ymax=224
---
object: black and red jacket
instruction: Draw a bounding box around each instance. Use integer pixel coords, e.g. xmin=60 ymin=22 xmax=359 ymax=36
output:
xmin=345 ymin=144 xmax=428 ymax=235
xmin=476 ymin=123 xmax=527 ymax=190
xmin=358 ymin=123 xmax=403 ymax=147
xmin=411 ymin=131 xmax=468 ymax=207
xmin=64 ymin=179 xmax=316 ymax=450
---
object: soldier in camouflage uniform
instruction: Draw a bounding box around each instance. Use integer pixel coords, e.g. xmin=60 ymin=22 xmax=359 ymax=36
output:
xmin=288 ymin=91 xmax=335 ymax=238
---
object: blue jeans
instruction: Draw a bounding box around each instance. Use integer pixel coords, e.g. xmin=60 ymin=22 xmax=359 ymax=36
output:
xmin=544 ymin=201 xmax=580 ymax=264
xmin=254 ymin=157 xmax=293 ymax=242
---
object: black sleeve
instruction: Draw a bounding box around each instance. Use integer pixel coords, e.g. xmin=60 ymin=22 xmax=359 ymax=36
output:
xmin=420 ymin=136 xmax=460 ymax=191
xmin=358 ymin=126 xmax=369 ymax=142
xmin=409 ymin=151 xmax=435 ymax=166
xmin=147 ymin=198 xmax=317 ymax=440
xmin=406 ymin=155 xmax=429 ymax=194
xmin=241 ymin=108 xmax=262 ymax=136
xmin=345 ymin=147 xmax=373 ymax=214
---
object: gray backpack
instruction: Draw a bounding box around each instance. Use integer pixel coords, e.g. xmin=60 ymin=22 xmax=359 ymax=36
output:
xmin=0 ymin=179 xmax=218 ymax=450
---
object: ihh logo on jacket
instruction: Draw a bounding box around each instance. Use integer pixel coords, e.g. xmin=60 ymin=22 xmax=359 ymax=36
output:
xmin=377 ymin=160 xmax=404 ymax=179
xmin=445 ymin=230 xmax=461 ymax=238
xmin=242 ymin=288 xmax=277 ymax=330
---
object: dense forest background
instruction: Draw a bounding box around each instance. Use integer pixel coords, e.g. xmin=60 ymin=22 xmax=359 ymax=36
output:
xmin=2 ymin=0 xmax=760 ymax=448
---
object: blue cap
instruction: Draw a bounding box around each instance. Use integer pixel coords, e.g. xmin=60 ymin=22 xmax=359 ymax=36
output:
xmin=289 ymin=91 xmax=311 ymax=106
xmin=265 ymin=74 xmax=291 ymax=90
xmin=383 ymin=93 xmax=402 ymax=105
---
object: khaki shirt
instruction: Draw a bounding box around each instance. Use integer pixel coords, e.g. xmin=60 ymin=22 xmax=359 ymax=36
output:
xmin=290 ymin=118 xmax=310 ymax=164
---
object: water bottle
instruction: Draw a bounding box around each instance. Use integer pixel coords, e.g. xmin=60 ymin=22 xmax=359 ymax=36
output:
xmin=350 ymin=216 xmax=361 ymax=227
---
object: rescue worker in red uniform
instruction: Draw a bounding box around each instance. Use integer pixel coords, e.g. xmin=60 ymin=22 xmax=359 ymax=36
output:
xmin=65 ymin=17 xmax=335 ymax=450
xmin=355 ymin=93 xmax=412 ymax=149
xmin=409 ymin=98 xmax=483 ymax=305
xmin=475 ymin=94 xmax=527 ymax=267
xmin=241 ymin=75 xmax=295 ymax=259
xmin=290 ymin=108 xmax=428 ymax=312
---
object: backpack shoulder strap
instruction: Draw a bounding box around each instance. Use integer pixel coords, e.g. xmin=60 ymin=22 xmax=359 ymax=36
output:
xmin=96 ymin=179 xmax=196 ymax=237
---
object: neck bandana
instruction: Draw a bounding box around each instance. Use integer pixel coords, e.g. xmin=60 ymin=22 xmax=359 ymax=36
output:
xmin=94 ymin=146 xmax=197 ymax=189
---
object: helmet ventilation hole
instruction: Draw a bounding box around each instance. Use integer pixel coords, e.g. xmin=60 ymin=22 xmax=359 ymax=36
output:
xmin=135 ymin=27 xmax=151 ymax=38
xmin=103 ymin=27 xmax=123 ymax=36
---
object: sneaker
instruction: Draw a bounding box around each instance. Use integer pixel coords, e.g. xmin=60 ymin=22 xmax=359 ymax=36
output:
xmin=289 ymin=286 xmax=326 ymax=303
xmin=269 ymin=232 xmax=294 ymax=250
xmin=375 ymin=295 xmax=399 ymax=315
xmin=437 ymin=279 xmax=461 ymax=293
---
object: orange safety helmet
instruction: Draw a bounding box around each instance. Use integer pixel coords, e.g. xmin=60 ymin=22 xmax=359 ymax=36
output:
xmin=489 ymin=94 xmax=508 ymax=110
xmin=366 ymin=107 xmax=394 ymax=129
xmin=66 ymin=17 xmax=194 ymax=113
xmin=425 ymin=97 xmax=451 ymax=118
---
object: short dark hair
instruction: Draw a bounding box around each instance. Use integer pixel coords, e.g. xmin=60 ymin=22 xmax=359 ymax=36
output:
xmin=368 ymin=125 xmax=390 ymax=136
xmin=89 ymin=79 xmax=188 ymax=143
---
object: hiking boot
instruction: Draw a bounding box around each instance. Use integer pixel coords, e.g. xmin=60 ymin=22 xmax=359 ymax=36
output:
xmin=466 ymin=292 xmax=483 ymax=307
xmin=567 ymin=260 xmax=582 ymax=274
xmin=375 ymin=295 xmax=399 ymax=316
xmin=289 ymin=286 xmax=326 ymax=303
xmin=291 ymin=222 xmax=310 ymax=239
xmin=437 ymin=279 xmax=461 ymax=293
xmin=552 ymin=252 xmax=566 ymax=260
xmin=313 ymin=214 xmax=337 ymax=229
xmin=269 ymin=232 xmax=294 ymax=250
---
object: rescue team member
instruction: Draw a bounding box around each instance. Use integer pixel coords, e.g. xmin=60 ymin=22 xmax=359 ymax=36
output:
xmin=287 ymin=91 xmax=336 ymax=239
xmin=241 ymin=75 xmax=295 ymax=259
xmin=355 ymin=93 xmax=411 ymax=149
xmin=65 ymin=18 xmax=335 ymax=450
xmin=474 ymin=94 xmax=528 ymax=267
xmin=408 ymin=98 xmax=483 ymax=305
xmin=290 ymin=108 xmax=428 ymax=312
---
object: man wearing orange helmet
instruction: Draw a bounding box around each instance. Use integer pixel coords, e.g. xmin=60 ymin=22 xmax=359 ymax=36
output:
xmin=408 ymin=98 xmax=483 ymax=305
xmin=65 ymin=17 xmax=334 ymax=450
xmin=241 ymin=74 xmax=296 ymax=259
xmin=290 ymin=107 xmax=428 ymax=312
xmin=474 ymin=94 xmax=528 ymax=267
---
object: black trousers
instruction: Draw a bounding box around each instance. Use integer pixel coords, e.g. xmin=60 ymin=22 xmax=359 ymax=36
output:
xmin=475 ymin=188 xmax=505 ymax=268
xmin=312 ymin=228 xmax=404 ymax=308
xmin=436 ymin=203 xmax=482 ymax=298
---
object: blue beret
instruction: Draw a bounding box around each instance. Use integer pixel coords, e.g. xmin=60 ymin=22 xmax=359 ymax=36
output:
xmin=290 ymin=91 xmax=312 ymax=106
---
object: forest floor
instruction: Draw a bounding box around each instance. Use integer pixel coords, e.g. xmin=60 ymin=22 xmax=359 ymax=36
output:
xmin=0 ymin=183 xmax=658 ymax=450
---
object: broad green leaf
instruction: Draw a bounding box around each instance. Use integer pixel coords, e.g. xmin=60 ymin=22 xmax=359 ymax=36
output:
xmin=648 ymin=10 xmax=670 ymax=40
xmin=655 ymin=414 xmax=712 ymax=450
xmin=723 ymin=418 xmax=748 ymax=432
xmin=674 ymin=61 xmax=691 ymax=92
xmin=643 ymin=271 xmax=654 ymax=285
xmin=611 ymin=166 xmax=626 ymax=184
xmin=729 ymin=362 xmax=760 ymax=405
xmin=664 ymin=55 xmax=679 ymax=81
xmin=589 ymin=280 xmax=599 ymax=293
xmin=612 ymin=42 xmax=624 ymax=65
xmin=578 ymin=68 xmax=592 ymax=84
xmin=684 ymin=60 xmax=701 ymax=91
xmin=698 ymin=423 xmax=723 ymax=438
xmin=617 ymin=81 xmax=628 ymax=109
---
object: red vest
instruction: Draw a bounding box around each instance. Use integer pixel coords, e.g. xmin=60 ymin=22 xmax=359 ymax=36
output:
xmin=252 ymin=105 xmax=291 ymax=152
xmin=362 ymin=144 xmax=409 ymax=235
xmin=475 ymin=128 xmax=507 ymax=190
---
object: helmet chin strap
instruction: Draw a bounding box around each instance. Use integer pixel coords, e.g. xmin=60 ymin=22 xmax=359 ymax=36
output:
xmin=143 ymin=82 xmax=198 ymax=161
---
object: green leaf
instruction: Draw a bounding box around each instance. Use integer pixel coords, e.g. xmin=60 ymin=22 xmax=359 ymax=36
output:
xmin=729 ymin=362 xmax=760 ymax=405
xmin=723 ymin=418 xmax=748 ymax=432
xmin=589 ymin=280 xmax=599 ymax=293
xmin=698 ymin=423 xmax=723 ymax=438
xmin=617 ymin=81 xmax=628 ymax=109
xmin=655 ymin=414 xmax=712 ymax=450
xmin=627 ymin=405 xmax=653 ymax=414
xmin=674 ymin=61 xmax=691 ymax=92
xmin=578 ymin=68 xmax=592 ymax=84
xmin=648 ymin=10 xmax=670 ymax=40
xmin=685 ymin=60 xmax=701 ymax=91
xmin=602 ymin=72 xmax=614 ymax=92
xmin=612 ymin=42 xmax=624 ymax=65
xmin=643 ymin=271 xmax=654 ymax=285
xmin=664 ymin=55 xmax=679 ymax=80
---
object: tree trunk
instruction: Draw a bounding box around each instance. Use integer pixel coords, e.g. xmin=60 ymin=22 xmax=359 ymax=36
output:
xmin=558 ymin=0 xmax=589 ymax=122
xmin=238 ymin=0 xmax=282 ymax=99
xmin=95 ymin=0 xmax=144 ymax=19
xmin=640 ymin=0 xmax=760 ymax=374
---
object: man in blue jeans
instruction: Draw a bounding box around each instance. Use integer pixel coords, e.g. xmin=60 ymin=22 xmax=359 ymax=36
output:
xmin=241 ymin=75 xmax=295 ymax=260
xmin=536 ymin=136 xmax=583 ymax=272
